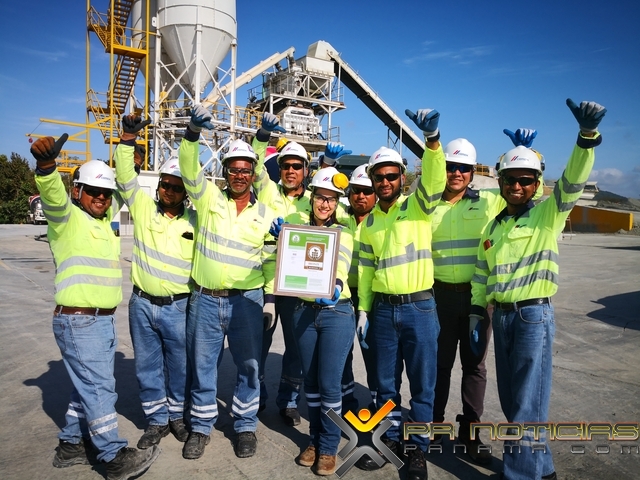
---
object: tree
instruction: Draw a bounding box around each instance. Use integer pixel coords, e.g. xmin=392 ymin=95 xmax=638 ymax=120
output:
xmin=0 ymin=153 xmax=38 ymax=224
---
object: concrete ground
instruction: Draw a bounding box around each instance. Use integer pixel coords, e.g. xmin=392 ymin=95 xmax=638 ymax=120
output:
xmin=0 ymin=224 xmax=638 ymax=480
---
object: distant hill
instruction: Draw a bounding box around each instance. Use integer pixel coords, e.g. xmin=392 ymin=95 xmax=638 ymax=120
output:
xmin=595 ymin=190 xmax=640 ymax=212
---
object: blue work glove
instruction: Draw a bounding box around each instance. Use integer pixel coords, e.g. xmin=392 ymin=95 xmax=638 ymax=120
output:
xmin=315 ymin=286 xmax=341 ymax=307
xmin=189 ymin=104 xmax=214 ymax=132
xmin=324 ymin=142 xmax=352 ymax=161
xmin=503 ymin=128 xmax=537 ymax=148
xmin=405 ymin=108 xmax=440 ymax=141
xmin=469 ymin=314 xmax=485 ymax=357
xmin=357 ymin=311 xmax=370 ymax=349
xmin=566 ymin=98 xmax=607 ymax=133
xmin=261 ymin=113 xmax=286 ymax=134
xmin=269 ymin=217 xmax=285 ymax=238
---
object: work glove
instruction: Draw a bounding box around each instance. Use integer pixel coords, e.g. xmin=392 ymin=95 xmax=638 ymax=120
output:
xmin=566 ymin=98 xmax=607 ymax=134
xmin=269 ymin=217 xmax=286 ymax=238
xmin=324 ymin=142 xmax=352 ymax=161
xmin=503 ymin=128 xmax=537 ymax=148
xmin=469 ymin=314 xmax=485 ymax=357
xmin=261 ymin=112 xmax=287 ymax=134
xmin=405 ymin=108 xmax=440 ymax=141
xmin=315 ymin=286 xmax=341 ymax=307
xmin=121 ymin=115 xmax=152 ymax=142
xmin=30 ymin=134 xmax=69 ymax=170
xmin=189 ymin=104 xmax=214 ymax=132
xmin=357 ymin=311 xmax=370 ymax=349
xmin=263 ymin=302 xmax=276 ymax=331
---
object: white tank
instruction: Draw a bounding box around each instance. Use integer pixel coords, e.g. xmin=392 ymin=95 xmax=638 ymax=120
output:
xmin=157 ymin=0 xmax=236 ymax=95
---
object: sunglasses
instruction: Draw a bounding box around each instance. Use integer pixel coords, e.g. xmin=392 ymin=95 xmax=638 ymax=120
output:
xmin=159 ymin=181 xmax=186 ymax=193
xmin=280 ymin=162 xmax=304 ymax=171
xmin=372 ymin=173 xmax=401 ymax=183
xmin=83 ymin=186 xmax=113 ymax=199
xmin=350 ymin=186 xmax=375 ymax=196
xmin=446 ymin=163 xmax=473 ymax=174
xmin=227 ymin=167 xmax=253 ymax=177
xmin=313 ymin=194 xmax=338 ymax=206
xmin=501 ymin=175 xmax=538 ymax=187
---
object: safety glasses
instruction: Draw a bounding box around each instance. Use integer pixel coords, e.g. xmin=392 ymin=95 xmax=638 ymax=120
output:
xmin=501 ymin=175 xmax=538 ymax=187
xmin=280 ymin=162 xmax=304 ymax=171
xmin=313 ymin=194 xmax=338 ymax=206
xmin=350 ymin=186 xmax=375 ymax=196
xmin=446 ymin=163 xmax=473 ymax=174
xmin=159 ymin=181 xmax=186 ymax=193
xmin=83 ymin=186 xmax=113 ymax=199
xmin=227 ymin=167 xmax=254 ymax=177
xmin=372 ymin=173 xmax=401 ymax=183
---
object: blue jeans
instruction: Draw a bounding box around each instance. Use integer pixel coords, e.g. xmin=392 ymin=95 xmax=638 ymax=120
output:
xmin=53 ymin=313 xmax=128 ymax=462
xmin=128 ymin=292 xmax=188 ymax=425
xmin=293 ymin=301 xmax=355 ymax=456
xmin=187 ymin=288 xmax=263 ymax=434
xmin=372 ymin=295 xmax=440 ymax=451
xmin=259 ymin=296 xmax=303 ymax=410
xmin=494 ymin=302 xmax=555 ymax=480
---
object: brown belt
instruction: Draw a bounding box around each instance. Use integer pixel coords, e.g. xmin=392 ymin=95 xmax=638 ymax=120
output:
xmin=192 ymin=280 xmax=242 ymax=297
xmin=54 ymin=306 xmax=117 ymax=316
xmin=433 ymin=280 xmax=472 ymax=292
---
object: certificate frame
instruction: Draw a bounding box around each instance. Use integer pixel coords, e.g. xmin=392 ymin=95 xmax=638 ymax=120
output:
xmin=273 ymin=224 xmax=341 ymax=298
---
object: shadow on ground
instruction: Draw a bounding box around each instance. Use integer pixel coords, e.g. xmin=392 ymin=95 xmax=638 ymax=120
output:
xmin=587 ymin=290 xmax=640 ymax=330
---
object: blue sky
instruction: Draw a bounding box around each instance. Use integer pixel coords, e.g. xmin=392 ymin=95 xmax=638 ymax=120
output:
xmin=1 ymin=0 xmax=639 ymax=197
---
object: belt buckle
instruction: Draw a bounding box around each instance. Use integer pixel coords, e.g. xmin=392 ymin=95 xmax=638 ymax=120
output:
xmin=388 ymin=294 xmax=403 ymax=306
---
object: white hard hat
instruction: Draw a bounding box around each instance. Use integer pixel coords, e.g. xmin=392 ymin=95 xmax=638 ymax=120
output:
xmin=444 ymin=138 xmax=477 ymax=166
xmin=497 ymin=146 xmax=542 ymax=175
xmin=159 ymin=159 xmax=181 ymax=178
xmin=366 ymin=147 xmax=406 ymax=176
xmin=349 ymin=164 xmax=372 ymax=187
xmin=309 ymin=167 xmax=349 ymax=196
xmin=278 ymin=141 xmax=308 ymax=164
xmin=76 ymin=160 xmax=116 ymax=190
xmin=222 ymin=139 xmax=258 ymax=165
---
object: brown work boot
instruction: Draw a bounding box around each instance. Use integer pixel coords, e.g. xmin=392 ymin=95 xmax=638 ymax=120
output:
xmin=297 ymin=445 xmax=317 ymax=467
xmin=315 ymin=454 xmax=337 ymax=476
xmin=105 ymin=446 xmax=160 ymax=480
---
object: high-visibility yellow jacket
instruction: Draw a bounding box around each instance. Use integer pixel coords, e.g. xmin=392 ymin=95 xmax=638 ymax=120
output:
xmin=115 ymin=144 xmax=197 ymax=296
xmin=471 ymin=137 xmax=598 ymax=308
xmin=358 ymin=145 xmax=446 ymax=312
xmin=36 ymin=170 xmax=122 ymax=308
xmin=178 ymin=138 xmax=276 ymax=291
xmin=346 ymin=213 xmax=368 ymax=289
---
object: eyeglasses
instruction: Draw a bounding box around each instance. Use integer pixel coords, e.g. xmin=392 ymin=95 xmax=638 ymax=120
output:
xmin=313 ymin=194 xmax=338 ymax=206
xmin=159 ymin=181 xmax=186 ymax=193
xmin=350 ymin=186 xmax=375 ymax=196
xmin=446 ymin=163 xmax=473 ymax=174
xmin=83 ymin=186 xmax=113 ymax=199
xmin=227 ymin=167 xmax=253 ymax=177
xmin=372 ymin=173 xmax=401 ymax=183
xmin=280 ymin=162 xmax=304 ymax=171
xmin=501 ymin=175 xmax=538 ymax=187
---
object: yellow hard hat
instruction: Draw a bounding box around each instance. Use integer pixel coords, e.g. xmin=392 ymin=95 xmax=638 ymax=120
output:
xmin=276 ymin=137 xmax=290 ymax=152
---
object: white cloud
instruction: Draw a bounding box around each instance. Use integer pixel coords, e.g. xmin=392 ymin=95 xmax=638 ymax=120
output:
xmin=589 ymin=168 xmax=640 ymax=199
xmin=403 ymin=44 xmax=492 ymax=65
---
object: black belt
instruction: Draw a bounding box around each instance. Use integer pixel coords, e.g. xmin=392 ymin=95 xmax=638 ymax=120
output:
xmin=133 ymin=286 xmax=190 ymax=306
xmin=192 ymin=280 xmax=243 ymax=297
xmin=377 ymin=289 xmax=433 ymax=306
xmin=433 ymin=280 xmax=472 ymax=292
xmin=496 ymin=298 xmax=550 ymax=311
xmin=301 ymin=299 xmax=352 ymax=310
xmin=55 ymin=306 xmax=117 ymax=316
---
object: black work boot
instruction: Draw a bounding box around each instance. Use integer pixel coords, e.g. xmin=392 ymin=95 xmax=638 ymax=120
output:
xmin=406 ymin=447 xmax=428 ymax=480
xmin=279 ymin=408 xmax=301 ymax=426
xmin=169 ymin=418 xmax=189 ymax=442
xmin=355 ymin=438 xmax=401 ymax=471
xmin=234 ymin=431 xmax=257 ymax=458
xmin=105 ymin=446 xmax=160 ymax=480
xmin=182 ymin=432 xmax=210 ymax=460
xmin=137 ymin=424 xmax=170 ymax=449
xmin=457 ymin=423 xmax=492 ymax=465
xmin=52 ymin=439 xmax=98 ymax=468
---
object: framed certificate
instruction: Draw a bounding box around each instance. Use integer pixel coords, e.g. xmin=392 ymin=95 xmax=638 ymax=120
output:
xmin=273 ymin=224 xmax=341 ymax=298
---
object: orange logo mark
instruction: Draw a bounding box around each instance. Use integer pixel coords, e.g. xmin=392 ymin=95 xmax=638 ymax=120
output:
xmin=343 ymin=400 xmax=396 ymax=433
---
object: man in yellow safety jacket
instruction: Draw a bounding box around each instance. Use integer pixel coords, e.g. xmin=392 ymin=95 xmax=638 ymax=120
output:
xmin=31 ymin=135 xmax=160 ymax=480
xmin=115 ymin=115 xmax=196 ymax=450
xmin=470 ymin=99 xmax=606 ymax=480
xmin=179 ymin=105 xmax=276 ymax=461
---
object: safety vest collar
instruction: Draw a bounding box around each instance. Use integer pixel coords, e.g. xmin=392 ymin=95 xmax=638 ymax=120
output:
xmin=278 ymin=183 xmax=307 ymax=200
xmin=155 ymin=201 xmax=186 ymax=218
xmin=495 ymin=200 xmax=535 ymax=223
xmin=223 ymin=189 xmax=257 ymax=205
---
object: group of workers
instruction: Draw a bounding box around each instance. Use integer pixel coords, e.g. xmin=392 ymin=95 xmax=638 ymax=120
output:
xmin=30 ymin=97 xmax=606 ymax=480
